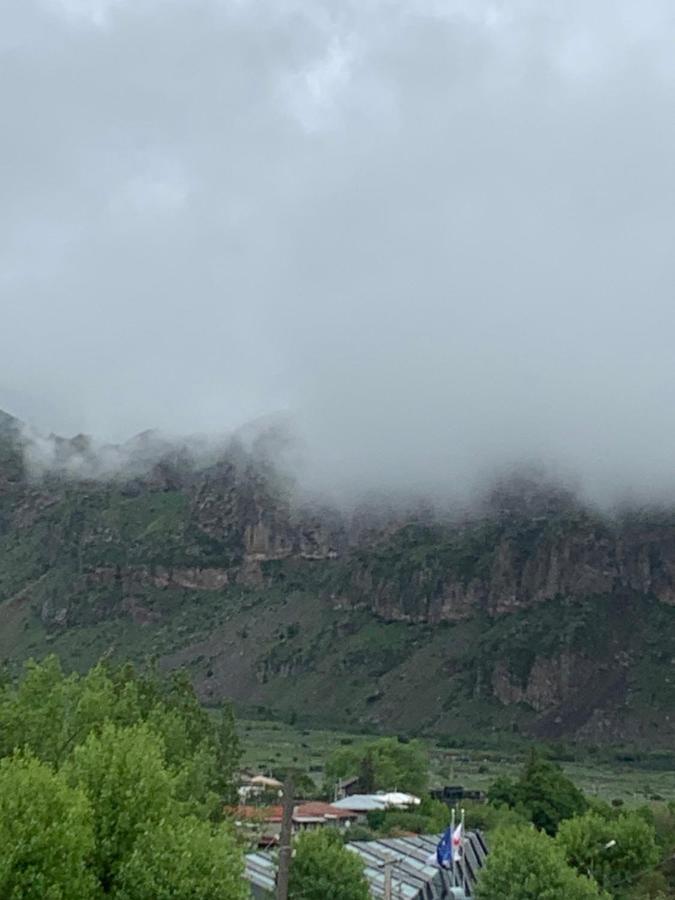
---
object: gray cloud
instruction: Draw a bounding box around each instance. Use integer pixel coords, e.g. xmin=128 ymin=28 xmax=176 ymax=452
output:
xmin=2 ymin=0 xmax=675 ymax=503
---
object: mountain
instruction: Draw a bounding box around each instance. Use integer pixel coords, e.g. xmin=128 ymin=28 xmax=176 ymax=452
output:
xmin=1 ymin=411 xmax=675 ymax=748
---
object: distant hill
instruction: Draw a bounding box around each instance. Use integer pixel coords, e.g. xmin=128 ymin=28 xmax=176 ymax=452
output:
xmin=1 ymin=410 xmax=675 ymax=748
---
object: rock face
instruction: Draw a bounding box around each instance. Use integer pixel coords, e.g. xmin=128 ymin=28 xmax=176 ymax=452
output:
xmin=2 ymin=413 xmax=675 ymax=743
xmin=330 ymin=516 xmax=675 ymax=624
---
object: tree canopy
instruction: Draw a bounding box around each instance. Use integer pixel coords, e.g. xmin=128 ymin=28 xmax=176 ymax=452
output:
xmin=557 ymin=809 xmax=660 ymax=898
xmin=0 ymin=657 xmax=245 ymax=898
xmin=289 ymin=830 xmax=370 ymax=900
xmin=115 ymin=816 xmax=248 ymax=900
xmin=0 ymin=753 xmax=97 ymax=900
xmin=488 ymin=751 xmax=587 ymax=835
xmin=325 ymin=736 xmax=428 ymax=795
xmin=0 ymin=656 xmax=240 ymax=814
xmin=474 ymin=826 xmax=608 ymax=900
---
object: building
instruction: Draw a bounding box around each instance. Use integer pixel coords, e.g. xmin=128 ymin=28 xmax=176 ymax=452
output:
xmin=330 ymin=792 xmax=421 ymax=823
xmin=430 ymin=786 xmax=486 ymax=806
xmin=244 ymin=830 xmax=489 ymax=899
xmin=336 ymin=774 xmax=362 ymax=798
xmin=230 ymin=801 xmax=358 ymax=846
xmin=238 ymin=774 xmax=284 ymax=802
xmin=331 ymin=794 xmax=389 ymax=815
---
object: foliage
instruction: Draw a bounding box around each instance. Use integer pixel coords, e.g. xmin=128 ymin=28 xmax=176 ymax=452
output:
xmin=326 ymin=736 xmax=428 ymax=795
xmin=115 ymin=816 xmax=248 ymax=900
xmin=474 ymin=826 xmax=608 ymax=900
xmin=0 ymin=754 xmax=97 ymax=900
xmin=372 ymin=796 xmax=450 ymax=836
xmin=557 ymin=810 xmax=660 ymax=897
xmin=0 ymin=657 xmax=248 ymax=897
xmin=289 ymin=830 xmax=370 ymax=900
xmin=65 ymin=722 xmax=174 ymax=891
xmin=0 ymin=656 xmax=241 ymax=815
xmin=488 ymin=750 xmax=587 ymax=834
xmin=461 ymin=799 xmax=528 ymax=833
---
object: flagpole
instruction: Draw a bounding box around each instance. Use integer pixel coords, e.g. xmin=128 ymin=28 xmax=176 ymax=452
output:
xmin=450 ymin=806 xmax=456 ymax=888
xmin=461 ymin=807 xmax=466 ymax=897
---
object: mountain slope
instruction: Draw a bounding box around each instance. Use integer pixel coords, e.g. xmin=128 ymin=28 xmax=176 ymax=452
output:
xmin=1 ymin=412 xmax=675 ymax=747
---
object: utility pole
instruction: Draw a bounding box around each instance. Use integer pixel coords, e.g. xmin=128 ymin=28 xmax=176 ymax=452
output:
xmin=383 ymin=858 xmax=393 ymax=900
xmin=276 ymin=775 xmax=295 ymax=900
xmin=381 ymin=854 xmax=402 ymax=900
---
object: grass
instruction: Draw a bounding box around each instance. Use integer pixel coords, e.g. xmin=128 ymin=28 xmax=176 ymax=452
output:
xmin=237 ymin=719 xmax=675 ymax=807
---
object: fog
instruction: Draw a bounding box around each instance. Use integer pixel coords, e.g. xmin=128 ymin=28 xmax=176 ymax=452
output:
xmin=2 ymin=0 xmax=675 ymax=503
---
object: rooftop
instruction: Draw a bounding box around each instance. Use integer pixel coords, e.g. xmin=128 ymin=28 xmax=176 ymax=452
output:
xmin=245 ymin=830 xmax=489 ymax=899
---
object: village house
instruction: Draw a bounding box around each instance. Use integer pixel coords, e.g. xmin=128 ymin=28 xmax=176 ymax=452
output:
xmin=229 ymin=801 xmax=359 ymax=846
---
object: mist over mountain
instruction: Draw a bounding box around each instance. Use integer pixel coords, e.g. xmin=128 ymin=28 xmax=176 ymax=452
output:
xmin=3 ymin=0 xmax=675 ymax=505
xmin=4 ymin=2 xmax=675 ymax=750
xmin=2 ymin=403 xmax=675 ymax=746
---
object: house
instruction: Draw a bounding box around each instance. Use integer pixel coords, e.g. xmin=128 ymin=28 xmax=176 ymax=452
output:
xmin=331 ymin=792 xmax=421 ymax=823
xmin=229 ymin=801 xmax=358 ymax=846
xmin=238 ymin=774 xmax=284 ymax=802
xmin=244 ymin=830 xmax=489 ymax=898
xmin=430 ymin=786 xmax=486 ymax=806
xmin=331 ymin=794 xmax=389 ymax=813
xmin=336 ymin=774 xmax=362 ymax=798
xmin=292 ymin=801 xmax=359 ymax=830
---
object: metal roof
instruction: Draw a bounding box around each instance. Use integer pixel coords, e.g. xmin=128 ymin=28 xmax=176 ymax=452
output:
xmin=331 ymin=794 xmax=389 ymax=811
xmin=244 ymin=831 xmax=488 ymax=899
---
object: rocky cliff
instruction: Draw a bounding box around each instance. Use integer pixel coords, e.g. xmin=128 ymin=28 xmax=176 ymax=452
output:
xmin=1 ymin=410 xmax=674 ymax=746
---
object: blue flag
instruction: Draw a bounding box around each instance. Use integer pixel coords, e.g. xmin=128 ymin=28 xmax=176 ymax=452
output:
xmin=436 ymin=826 xmax=452 ymax=868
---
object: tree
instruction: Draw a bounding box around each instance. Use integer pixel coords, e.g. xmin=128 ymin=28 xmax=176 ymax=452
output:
xmin=289 ymin=830 xmax=370 ymax=900
xmin=487 ymin=751 xmax=587 ymax=835
xmin=326 ymin=737 xmax=428 ymax=795
xmin=0 ymin=660 xmax=247 ymax=896
xmin=0 ymin=754 xmax=97 ymax=900
xmin=474 ymin=826 xmax=609 ymax=900
xmin=115 ymin=816 xmax=248 ymax=900
xmin=557 ymin=810 xmax=660 ymax=897
xmin=64 ymin=722 xmax=174 ymax=892
xmin=0 ymin=657 xmax=241 ymax=817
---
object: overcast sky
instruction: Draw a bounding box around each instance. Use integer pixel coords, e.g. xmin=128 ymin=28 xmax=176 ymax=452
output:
xmin=2 ymin=0 xmax=675 ymax=501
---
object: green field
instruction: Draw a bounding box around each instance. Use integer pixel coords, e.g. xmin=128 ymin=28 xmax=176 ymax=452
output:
xmin=238 ymin=719 xmax=675 ymax=808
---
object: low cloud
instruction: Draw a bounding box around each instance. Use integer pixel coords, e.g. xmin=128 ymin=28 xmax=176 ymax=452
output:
xmin=3 ymin=1 xmax=675 ymax=505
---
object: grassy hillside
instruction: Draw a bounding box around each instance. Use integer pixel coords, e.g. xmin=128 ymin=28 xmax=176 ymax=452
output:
xmin=2 ymin=418 xmax=675 ymax=747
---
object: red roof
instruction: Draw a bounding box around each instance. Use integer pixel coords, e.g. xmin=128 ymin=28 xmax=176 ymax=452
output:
xmin=227 ymin=802 xmax=356 ymax=823
xmin=293 ymin=802 xmax=357 ymax=820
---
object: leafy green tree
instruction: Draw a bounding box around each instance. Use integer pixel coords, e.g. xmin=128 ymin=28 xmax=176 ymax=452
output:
xmin=326 ymin=737 xmax=428 ymax=795
xmin=557 ymin=810 xmax=660 ymax=897
xmin=488 ymin=751 xmax=587 ymax=835
xmin=0 ymin=657 xmax=241 ymax=816
xmin=64 ymin=722 xmax=174 ymax=892
xmin=487 ymin=774 xmax=520 ymax=808
xmin=289 ymin=830 xmax=370 ymax=900
xmin=474 ymin=826 xmax=608 ymax=900
xmin=115 ymin=816 xmax=248 ymax=900
xmin=461 ymin=799 xmax=528 ymax=833
xmin=0 ymin=754 xmax=97 ymax=899
xmin=0 ymin=659 xmax=247 ymax=896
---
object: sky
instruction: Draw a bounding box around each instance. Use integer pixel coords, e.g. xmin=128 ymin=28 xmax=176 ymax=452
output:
xmin=2 ymin=0 xmax=675 ymax=501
